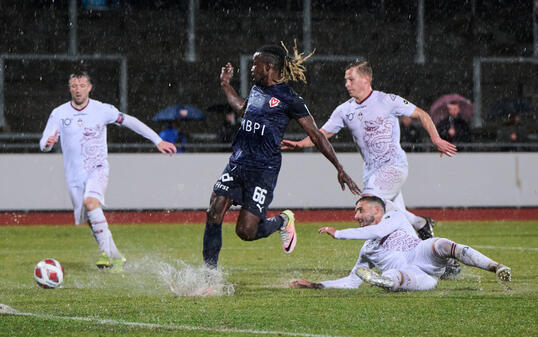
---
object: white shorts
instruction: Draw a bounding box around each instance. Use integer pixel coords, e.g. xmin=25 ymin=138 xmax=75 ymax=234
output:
xmin=68 ymin=166 xmax=109 ymax=225
xmin=382 ymin=264 xmax=439 ymax=291
xmin=362 ymin=165 xmax=408 ymax=202
xmin=404 ymin=239 xmax=447 ymax=278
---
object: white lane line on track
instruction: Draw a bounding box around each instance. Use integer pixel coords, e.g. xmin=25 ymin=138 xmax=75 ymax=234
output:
xmin=1 ymin=306 xmax=343 ymax=337
xmin=473 ymin=245 xmax=538 ymax=251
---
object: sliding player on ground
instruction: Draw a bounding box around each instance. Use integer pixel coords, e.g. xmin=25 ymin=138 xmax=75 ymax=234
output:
xmin=291 ymin=196 xmax=510 ymax=290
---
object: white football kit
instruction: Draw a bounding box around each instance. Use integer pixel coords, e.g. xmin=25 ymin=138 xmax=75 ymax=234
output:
xmin=40 ymin=99 xmax=162 ymax=224
xmin=322 ymin=91 xmax=415 ymax=205
xmin=320 ymin=209 xmax=446 ymax=290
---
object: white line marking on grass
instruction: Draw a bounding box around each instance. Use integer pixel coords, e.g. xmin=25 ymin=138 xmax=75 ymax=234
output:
xmin=473 ymin=245 xmax=538 ymax=251
xmin=1 ymin=304 xmax=342 ymax=337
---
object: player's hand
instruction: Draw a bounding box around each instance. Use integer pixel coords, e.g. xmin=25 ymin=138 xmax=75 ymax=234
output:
xmin=157 ymin=141 xmax=177 ymax=156
xmin=280 ymin=139 xmax=301 ymax=150
xmin=220 ymin=62 xmax=234 ymax=86
xmin=337 ymin=169 xmax=361 ymax=195
xmin=45 ymin=130 xmax=59 ymax=147
xmin=432 ymin=137 xmax=457 ymax=157
xmin=318 ymin=226 xmax=337 ymax=238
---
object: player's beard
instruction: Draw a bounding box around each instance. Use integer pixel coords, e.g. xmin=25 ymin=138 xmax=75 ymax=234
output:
xmin=359 ymin=214 xmax=375 ymax=227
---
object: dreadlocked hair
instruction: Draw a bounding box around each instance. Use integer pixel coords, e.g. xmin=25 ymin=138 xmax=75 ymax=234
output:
xmin=280 ymin=39 xmax=315 ymax=83
xmin=256 ymin=40 xmax=315 ymax=84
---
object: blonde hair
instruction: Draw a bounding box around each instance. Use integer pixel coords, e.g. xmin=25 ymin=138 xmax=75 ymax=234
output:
xmin=280 ymin=39 xmax=316 ymax=83
xmin=346 ymin=60 xmax=373 ymax=82
xmin=256 ymin=40 xmax=315 ymax=84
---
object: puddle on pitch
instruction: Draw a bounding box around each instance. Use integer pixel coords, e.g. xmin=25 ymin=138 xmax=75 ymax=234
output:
xmin=71 ymin=256 xmax=235 ymax=297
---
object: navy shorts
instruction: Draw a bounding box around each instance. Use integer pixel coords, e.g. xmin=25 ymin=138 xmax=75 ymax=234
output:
xmin=212 ymin=164 xmax=278 ymax=218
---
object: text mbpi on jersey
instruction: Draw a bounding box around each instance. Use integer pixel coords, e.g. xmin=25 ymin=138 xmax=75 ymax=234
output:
xmin=241 ymin=118 xmax=266 ymax=136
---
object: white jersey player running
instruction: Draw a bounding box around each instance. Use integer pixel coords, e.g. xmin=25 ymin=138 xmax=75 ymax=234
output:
xmin=291 ymin=196 xmax=511 ymax=291
xmin=40 ymin=71 xmax=177 ymax=272
xmin=282 ymin=61 xmax=457 ymax=241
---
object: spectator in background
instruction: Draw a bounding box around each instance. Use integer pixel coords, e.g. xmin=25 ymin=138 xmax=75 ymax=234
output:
xmin=400 ymin=116 xmax=422 ymax=143
xmin=216 ymin=105 xmax=239 ymax=148
xmin=400 ymin=116 xmax=424 ymax=152
xmin=437 ymin=102 xmax=472 ymax=143
xmin=159 ymin=120 xmax=187 ymax=153
xmin=497 ymin=113 xmax=528 ymax=144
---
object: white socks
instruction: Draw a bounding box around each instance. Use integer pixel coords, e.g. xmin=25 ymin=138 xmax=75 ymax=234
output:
xmin=434 ymin=238 xmax=497 ymax=272
xmin=87 ymin=208 xmax=122 ymax=259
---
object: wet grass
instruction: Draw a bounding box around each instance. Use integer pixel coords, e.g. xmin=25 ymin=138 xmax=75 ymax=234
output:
xmin=0 ymin=220 xmax=537 ymax=336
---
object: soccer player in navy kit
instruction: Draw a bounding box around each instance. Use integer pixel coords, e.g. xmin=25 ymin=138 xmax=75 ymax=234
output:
xmin=203 ymin=43 xmax=361 ymax=268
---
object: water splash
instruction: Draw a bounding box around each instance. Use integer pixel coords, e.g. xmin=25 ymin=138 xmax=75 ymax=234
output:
xmin=71 ymin=256 xmax=234 ymax=297
xmin=152 ymin=260 xmax=235 ymax=297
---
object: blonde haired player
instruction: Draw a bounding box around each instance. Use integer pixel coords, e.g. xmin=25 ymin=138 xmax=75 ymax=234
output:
xmin=40 ymin=71 xmax=176 ymax=272
xmin=291 ymin=196 xmax=511 ymax=291
xmin=282 ymin=61 xmax=461 ymax=277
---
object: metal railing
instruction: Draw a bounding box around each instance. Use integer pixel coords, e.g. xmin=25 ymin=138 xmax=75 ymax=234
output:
xmin=1 ymin=132 xmax=537 ymax=153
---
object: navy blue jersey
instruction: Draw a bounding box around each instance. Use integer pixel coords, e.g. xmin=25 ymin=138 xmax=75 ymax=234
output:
xmin=229 ymin=83 xmax=311 ymax=173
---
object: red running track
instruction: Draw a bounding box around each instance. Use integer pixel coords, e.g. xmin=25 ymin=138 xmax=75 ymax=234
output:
xmin=1 ymin=208 xmax=538 ymax=226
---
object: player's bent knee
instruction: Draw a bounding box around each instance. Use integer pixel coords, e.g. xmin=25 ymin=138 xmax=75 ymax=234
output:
xmin=433 ymin=238 xmax=456 ymax=258
xmin=235 ymin=226 xmax=256 ymax=241
xmin=206 ymin=207 xmax=224 ymax=224
xmin=83 ymin=197 xmax=100 ymax=211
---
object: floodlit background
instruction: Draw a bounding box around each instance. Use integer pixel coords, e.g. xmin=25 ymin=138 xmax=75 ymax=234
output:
xmin=0 ymin=0 xmax=537 ymax=209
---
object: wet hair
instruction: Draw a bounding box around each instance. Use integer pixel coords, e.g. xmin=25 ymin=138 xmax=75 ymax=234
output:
xmin=69 ymin=71 xmax=91 ymax=85
xmin=256 ymin=40 xmax=315 ymax=83
xmin=345 ymin=60 xmax=373 ymax=82
xmin=357 ymin=195 xmax=386 ymax=213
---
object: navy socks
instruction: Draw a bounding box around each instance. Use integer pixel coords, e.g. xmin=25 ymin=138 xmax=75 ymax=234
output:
xmin=254 ymin=215 xmax=284 ymax=240
xmin=203 ymin=222 xmax=222 ymax=268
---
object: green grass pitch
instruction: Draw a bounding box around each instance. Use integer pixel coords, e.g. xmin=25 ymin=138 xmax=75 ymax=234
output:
xmin=1 ymin=219 xmax=537 ymax=336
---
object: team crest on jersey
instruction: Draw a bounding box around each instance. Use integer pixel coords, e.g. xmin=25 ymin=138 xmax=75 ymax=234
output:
xmin=77 ymin=119 xmax=83 ymax=127
xmin=269 ymin=97 xmax=280 ymax=108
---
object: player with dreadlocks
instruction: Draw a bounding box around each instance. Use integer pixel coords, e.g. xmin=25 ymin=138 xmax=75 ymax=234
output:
xmin=203 ymin=41 xmax=361 ymax=268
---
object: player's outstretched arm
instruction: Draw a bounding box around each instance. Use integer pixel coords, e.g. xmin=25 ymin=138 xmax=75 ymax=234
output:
xmin=120 ymin=114 xmax=177 ymax=155
xmin=318 ymin=226 xmax=337 ymax=238
xmin=296 ymin=115 xmax=361 ymax=195
xmin=281 ymin=128 xmax=334 ymax=150
xmin=411 ymin=107 xmax=457 ymax=157
xmin=290 ymin=279 xmax=324 ymax=289
xmin=220 ymin=62 xmax=246 ymax=113
xmin=157 ymin=141 xmax=177 ymax=155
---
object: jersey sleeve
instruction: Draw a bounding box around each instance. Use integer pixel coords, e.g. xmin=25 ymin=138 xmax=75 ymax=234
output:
xmin=385 ymin=93 xmax=416 ymax=118
xmin=39 ymin=109 xmax=60 ymax=152
xmin=287 ymin=95 xmax=312 ymax=120
xmin=102 ymin=103 xmax=125 ymax=125
xmin=121 ymin=114 xmax=163 ymax=145
xmin=334 ymin=211 xmax=404 ymax=240
xmin=321 ymin=105 xmax=345 ymax=134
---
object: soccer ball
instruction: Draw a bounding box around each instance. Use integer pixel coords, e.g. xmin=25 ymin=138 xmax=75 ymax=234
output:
xmin=34 ymin=258 xmax=64 ymax=289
